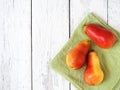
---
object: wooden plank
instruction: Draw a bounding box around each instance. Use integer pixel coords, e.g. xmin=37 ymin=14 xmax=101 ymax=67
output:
xmin=108 ymin=0 xmax=120 ymax=32
xmin=70 ymin=0 xmax=107 ymax=33
xmin=32 ymin=0 xmax=69 ymax=90
xmin=70 ymin=0 xmax=107 ymax=90
xmin=0 ymin=0 xmax=31 ymax=90
xmin=108 ymin=1 xmax=120 ymax=89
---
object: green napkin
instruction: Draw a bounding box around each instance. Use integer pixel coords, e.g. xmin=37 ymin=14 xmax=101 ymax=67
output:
xmin=49 ymin=13 xmax=120 ymax=90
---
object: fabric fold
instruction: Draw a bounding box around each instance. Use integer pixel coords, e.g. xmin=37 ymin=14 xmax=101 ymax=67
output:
xmin=49 ymin=13 xmax=120 ymax=90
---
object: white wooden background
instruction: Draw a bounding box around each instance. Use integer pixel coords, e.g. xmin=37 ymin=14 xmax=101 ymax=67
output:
xmin=0 ymin=0 xmax=120 ymax=90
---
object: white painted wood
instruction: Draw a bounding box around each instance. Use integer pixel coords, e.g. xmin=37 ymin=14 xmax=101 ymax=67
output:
xmin=108 ymin=0 xmax=120 ymax=32
xmin=0 ymin=0 xmax=31 ymax=90
xmin=70 ymin=0 xmax=107 ymax=90
xmin=32 ymin=0 xmax=69 ymax=90
xmin=71 ymin=0 xmax=107 ymax=34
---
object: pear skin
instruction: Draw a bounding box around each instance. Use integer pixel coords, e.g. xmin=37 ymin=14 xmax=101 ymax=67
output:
xmin=84 ymin=24 xmax=116 ymax=49
xmin=66 ymin=40 xmax=90 ymax=70
xmin=84 ymin=51 xmax=104 ymax=85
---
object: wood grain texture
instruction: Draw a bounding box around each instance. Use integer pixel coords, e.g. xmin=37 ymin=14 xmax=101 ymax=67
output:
xmin=32 ymin=0 xmax=69 ymax=90
xmin=1 ymin=0 xmax=120 ymax=90
xmin=108 ymin=0 xmax=120 ymax=32
xmin=0 ymin=0 xmax=31 ymax=90
xmin=70 ymin=0 xmax=107 ymax=90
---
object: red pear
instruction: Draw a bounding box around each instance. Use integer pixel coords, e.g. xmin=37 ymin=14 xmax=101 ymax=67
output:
xmin=84 ymin=24 xmax=116 ymax=49
xmin=84 ymin=51 xmax=104 ymax=85
xmin=66 ymin=40 xmax=90 ymax=70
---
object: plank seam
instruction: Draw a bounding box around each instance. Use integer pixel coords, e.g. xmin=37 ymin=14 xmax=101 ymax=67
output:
xmin=69 ymin=0 xmax=71 ymax=38
xmin=31 ymin=0 xmax=33 ymax=89
xmin=107 ymin=0 xmax=108 ymax=23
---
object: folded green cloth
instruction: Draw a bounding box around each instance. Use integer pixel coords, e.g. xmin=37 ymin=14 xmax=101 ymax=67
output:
xmin=49 ymin=13 xmax=120 ymax=90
